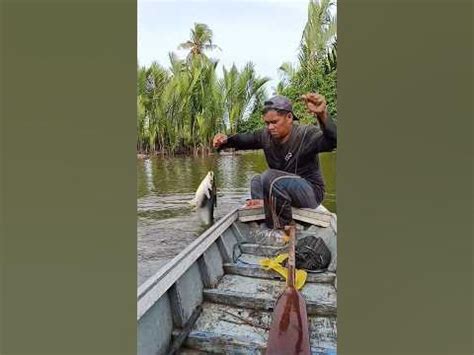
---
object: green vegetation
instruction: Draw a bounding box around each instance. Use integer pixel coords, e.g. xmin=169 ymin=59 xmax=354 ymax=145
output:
xmin=275 ymin=0 xmax=337 ymax=125
xmin=137 ymin=0 xmax=337 ymax=154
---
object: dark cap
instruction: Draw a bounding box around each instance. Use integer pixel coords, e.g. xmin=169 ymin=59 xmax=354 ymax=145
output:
xmin=263 ymin=95 xmax=298 ymax=120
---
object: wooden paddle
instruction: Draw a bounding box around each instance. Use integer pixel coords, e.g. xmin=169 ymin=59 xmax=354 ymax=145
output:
xmin=266 ymin=224 xmax=311 ymax=355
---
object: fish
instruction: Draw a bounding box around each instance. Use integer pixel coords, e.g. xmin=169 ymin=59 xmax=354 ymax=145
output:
xmin=190 ymin=171 xmax=217 ymax=226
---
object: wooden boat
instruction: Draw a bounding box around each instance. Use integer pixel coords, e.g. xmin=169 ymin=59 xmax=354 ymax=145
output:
xmin=138 ymin=205 xmax=337 ymax=355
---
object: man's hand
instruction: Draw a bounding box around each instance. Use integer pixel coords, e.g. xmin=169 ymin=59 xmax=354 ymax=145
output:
xmin=213 ymin=133 xmax=228 ymax=148
xmin=301 ymin=93 xmax=328 ymax=121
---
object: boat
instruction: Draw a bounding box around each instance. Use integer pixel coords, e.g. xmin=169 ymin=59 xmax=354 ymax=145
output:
xmin=138 ymin=205 xmax=337 ymax=355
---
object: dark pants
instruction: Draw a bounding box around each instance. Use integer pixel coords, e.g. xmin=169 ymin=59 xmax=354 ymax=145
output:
xmin=250 ymin=169 xmax=324 ymax=229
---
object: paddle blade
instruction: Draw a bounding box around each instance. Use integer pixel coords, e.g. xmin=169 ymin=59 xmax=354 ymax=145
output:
xmin=266 ymin=287 xmax=311 ymax=355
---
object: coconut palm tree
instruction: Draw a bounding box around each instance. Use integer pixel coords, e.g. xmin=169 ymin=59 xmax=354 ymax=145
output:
xmin=178 ymin=23 xmax=221 ymax=61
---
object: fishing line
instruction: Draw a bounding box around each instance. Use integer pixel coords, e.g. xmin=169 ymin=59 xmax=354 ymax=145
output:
xmin=266 ymin=125 xmax=309 ymax=228
xmin=294 ymin=126 xmax=308 ymax=174
xmin=267 ymin=175 xmax=304 ymax=228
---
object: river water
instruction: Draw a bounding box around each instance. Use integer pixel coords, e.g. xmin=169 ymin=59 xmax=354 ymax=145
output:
xmin=137 ymin=151 xmax=335 ymax=286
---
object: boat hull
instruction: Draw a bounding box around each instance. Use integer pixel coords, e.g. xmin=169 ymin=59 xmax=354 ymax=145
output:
xmin=138 ymin=206 xmax=337 ymax=354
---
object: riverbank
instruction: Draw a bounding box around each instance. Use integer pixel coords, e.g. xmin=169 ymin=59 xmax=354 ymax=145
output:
xmin=137 ymin=149 xmax=254 ymax=159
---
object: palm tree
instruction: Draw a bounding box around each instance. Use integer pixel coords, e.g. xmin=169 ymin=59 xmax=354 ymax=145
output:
xmin=178 ymin=23 xmax=221 ymax=61
xmin=148 ymin=54 xmax=223 ymax=155
xmin=324 ymin=37 xmax=337 ymax=74
xmin=221 ymin=62 xmax=270 ymax=135
xmin=137 ymin=94 xmax=147 ymax=153
xmin=298 ymin=0 xmax=336 ymax=90
xmin=139 ymin=62 xmax=170 ymax=153
xmin=300 ymin=0 xmax=336 ymax=60
xmin=274 ymin=62 xmax=297 ymax=94
xmin=192 ymin=59 xmax=225 ymax=153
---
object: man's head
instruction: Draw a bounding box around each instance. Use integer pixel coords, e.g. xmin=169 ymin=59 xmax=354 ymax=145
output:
xmin=262 ymin=95 xmax=298 ymax=141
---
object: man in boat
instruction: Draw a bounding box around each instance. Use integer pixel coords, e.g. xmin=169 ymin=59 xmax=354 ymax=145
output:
xmin=213 ymin=93 xmax=336 ymax=236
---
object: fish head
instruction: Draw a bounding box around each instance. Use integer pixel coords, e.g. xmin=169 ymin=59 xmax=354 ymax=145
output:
xmin=194 ymin=171 xmax=217 ymax=225
xmin=206 ymin=171 xmax=214 ymax=183
xmin=204 ymin=171 xmax=215 ymax=199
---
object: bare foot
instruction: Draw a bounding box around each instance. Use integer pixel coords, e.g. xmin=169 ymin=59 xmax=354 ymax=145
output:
xmin=245 ymin=199 xmax=264 ymax=208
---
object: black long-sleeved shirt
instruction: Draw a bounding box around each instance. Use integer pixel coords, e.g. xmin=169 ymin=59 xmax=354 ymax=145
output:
xmin=221 ymin=114 xmax=337 ymax=195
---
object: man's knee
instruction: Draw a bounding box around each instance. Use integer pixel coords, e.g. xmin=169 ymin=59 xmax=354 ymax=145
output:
xmin=260 ymin=169 xmax=282 ymax=188
xmin=250 ymin=174 xmax=263 ymax=199
xmin=251 ymin=174 xmax=261 ymax=185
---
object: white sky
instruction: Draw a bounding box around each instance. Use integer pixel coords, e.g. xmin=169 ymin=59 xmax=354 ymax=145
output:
xmin=138 ymin=0 xmax=321 ymax=93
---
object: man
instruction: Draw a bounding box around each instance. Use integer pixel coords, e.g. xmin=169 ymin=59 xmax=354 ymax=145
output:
xmin=213 ymin=93 xmax=336 ymax=233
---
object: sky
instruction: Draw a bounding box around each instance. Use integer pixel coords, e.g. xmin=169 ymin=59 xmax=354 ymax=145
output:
xmin=138 ymin=0 xmax=316 ymax=93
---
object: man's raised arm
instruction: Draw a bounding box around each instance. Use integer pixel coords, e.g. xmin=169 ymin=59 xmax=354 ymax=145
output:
xmin=302 ymin=93 xmax=337 ymax=152
xmin=213 ymin=130 xmax=264 ymax=151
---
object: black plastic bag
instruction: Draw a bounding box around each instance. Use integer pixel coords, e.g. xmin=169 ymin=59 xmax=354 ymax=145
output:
xmin=294 ymin=235 xmax=331 ymax=271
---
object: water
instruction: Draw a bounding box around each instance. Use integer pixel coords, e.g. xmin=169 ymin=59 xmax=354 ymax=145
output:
xmin=137 ymin=151 xmax=336 ymax=286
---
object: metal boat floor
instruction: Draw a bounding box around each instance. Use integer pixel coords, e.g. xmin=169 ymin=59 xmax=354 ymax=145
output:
xmin=178 ymin=302 xmax=336 ymax=355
